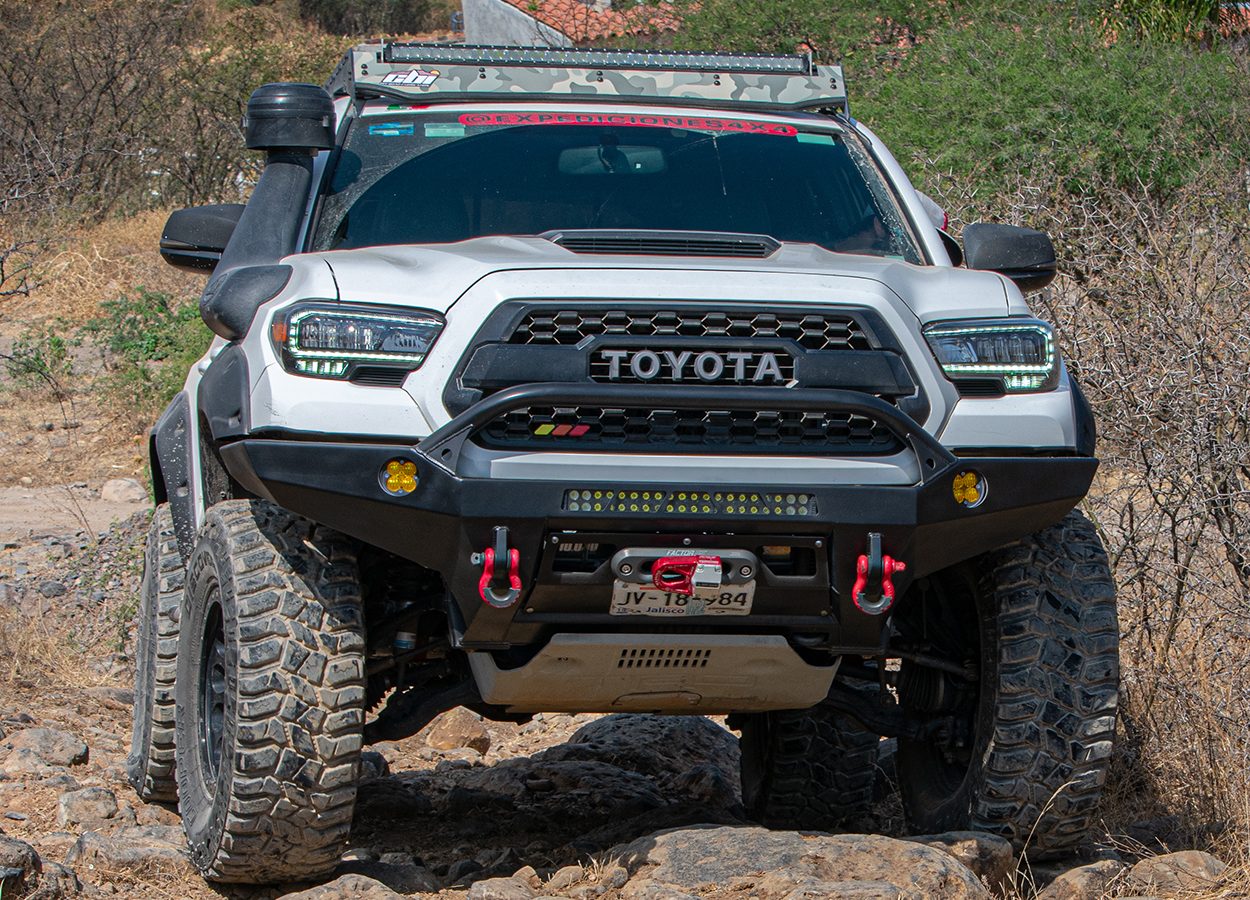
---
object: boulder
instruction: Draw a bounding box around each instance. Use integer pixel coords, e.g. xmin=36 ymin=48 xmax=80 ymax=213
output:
xmin=359 ymin=750 xmax=390 ymax=782
xmin=1036 ymin=859 xmax=1127 ymax=900
xmin=425 ymin=707 xmax=492 ymax=754
xmin=562 ymin=715 xmax=739 ymax=784
xmin=2 ymin=728 xmax=88 ymax=767
xmin=100 ymin=479 xmax=148 ymax=504
xmin=0 ymin=835 xmax=41 ymax=896
xmin=611 ymin=825 xmax=989 ymax=899
xmin=26 ymin=860 xmax=81 ymax=899
xmin=278 ymin=873 xmax=405 ymax=899
xmin=336 ymin=858 xmax=440 ymax=893
xmin=1 ymin=748 xmax=55 ymax=776
xmin=467 ymin=875 xmax=538 ymax=900
xmin=56 ymin=787 xmax=119 ymax=828
xmin=65 ymin=825 xmax=191 ymax=875
xmin=907 ymin=832 xmax=1014 ymax=892
xmin=1127 ymin=850 xmax=1227 ymax=893
xmin=547 ymin=865 xmax=585 ymax=891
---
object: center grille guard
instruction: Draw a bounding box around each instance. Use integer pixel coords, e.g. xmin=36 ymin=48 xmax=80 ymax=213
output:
xmin=414 ymin=383 xmax=956 ymax=481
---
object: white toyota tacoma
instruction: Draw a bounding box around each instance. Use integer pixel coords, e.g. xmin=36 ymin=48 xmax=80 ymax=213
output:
xmin=128 ymin=44 xmax=1118 ymax=884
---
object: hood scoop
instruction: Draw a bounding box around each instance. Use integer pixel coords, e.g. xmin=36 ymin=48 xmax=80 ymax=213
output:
xmin=541 ymin=229 xmax=780 ymax=259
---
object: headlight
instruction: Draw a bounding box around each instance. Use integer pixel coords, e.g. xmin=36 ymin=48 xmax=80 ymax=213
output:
xmin=271 ymin=303 xmax=443 ymax=380
xmin=924 ymin=318 xmax=1059 ymax=393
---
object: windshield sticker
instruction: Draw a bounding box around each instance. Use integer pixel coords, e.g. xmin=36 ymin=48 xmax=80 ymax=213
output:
xmin=796 ymin=132 xmax=836 ymax=145
xmin=424 ymin=122 xmax=466 ymax=138
xmin=381 ymin=69 xmax=440 ymax=87
xmin=368 ymin=122 xmax=415 ymax=137
xmin=457 ymin=112 xmax=797 ymax=135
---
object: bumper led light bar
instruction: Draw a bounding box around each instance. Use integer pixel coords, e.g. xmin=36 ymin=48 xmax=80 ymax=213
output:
xmin=924 ymin=318 xmax=1059 ymax=393
xmin=563 ymin=489 xmax=818 ymax=517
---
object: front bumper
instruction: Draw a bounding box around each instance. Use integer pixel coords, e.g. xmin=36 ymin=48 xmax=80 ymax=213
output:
xmin=221 ymin=383 xmax=1096 ymax=652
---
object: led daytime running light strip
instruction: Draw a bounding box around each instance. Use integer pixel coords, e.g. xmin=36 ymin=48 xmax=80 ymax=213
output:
xmin=285 ymin=308 xmax=438 ymax=364
xmin=926 ymin=323 xmax=1056 ymax=375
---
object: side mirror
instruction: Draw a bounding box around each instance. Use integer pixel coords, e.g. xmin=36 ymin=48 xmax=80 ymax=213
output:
xmin=962 ymin=223 xmax=1057 ymax=293
xmin=159 ymin=204 xmax=246 ymax=273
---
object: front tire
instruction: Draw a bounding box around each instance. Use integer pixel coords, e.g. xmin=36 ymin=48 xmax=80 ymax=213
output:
xmin=127 ymin=504 xmax=183 ymax=803
xmin=738 ymin=703 xmax=879 ymax=830
xmin=895 ymin=510 xmax=1119 ymax=857
xmin=174 ymin=500 xmax=366 ymax=883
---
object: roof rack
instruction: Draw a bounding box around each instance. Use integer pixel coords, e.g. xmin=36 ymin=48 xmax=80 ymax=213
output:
xmin=327 ymin=42 xmax=847 ymax=114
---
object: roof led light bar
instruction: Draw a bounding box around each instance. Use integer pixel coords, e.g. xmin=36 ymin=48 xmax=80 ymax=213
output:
xmin=335 ymin=42 xmax=848 ymax=112
xmin=384 ymin=44 xmax=816 ymax=75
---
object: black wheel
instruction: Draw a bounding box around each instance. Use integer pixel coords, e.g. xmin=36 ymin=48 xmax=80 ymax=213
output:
xmin=894 ymin=509 xmax=1119 ymax=857
xmin=738 ymin=702 xmax=879 ymax=830
xmin=174 ymin=499 xmax=366 ymax=883
xmin=127 ymin=503 xmax=183 ymax=803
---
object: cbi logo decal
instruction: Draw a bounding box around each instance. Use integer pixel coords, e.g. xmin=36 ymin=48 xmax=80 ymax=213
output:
xmin=381 ymin=69 xmax=441 ymax=87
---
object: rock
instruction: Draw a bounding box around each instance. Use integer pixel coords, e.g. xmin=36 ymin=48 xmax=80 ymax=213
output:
xmin=753 ymin=871 xmax=912 ymax=900
xmin=27 ymin=861 xmax=80 ymax=899
xmin=1127 ymin=850 xmax=1227 ymax=893
xmin=3 ymin=728 xmax=89 ymax=766
xmin=908 ymin=832 xmax=1013 ymax=892
xmin=83 ymin=687 xmax=132 ymax=711
xmin=100 ymin=479 xmax=147 ymax=504
xmin=425 ymin=707 xmax=492 ymax=754
xmin=57 ymin=787 xmax=119 ymax=828
xmin=513 ymin=865 xmax=540 ymax=887
xmin=467 ymin=875 xmax=538 ymax=900
xmin=37 ymin=581 xmax=66 ymax=598
xmin=1036 ymin=860 xmax=1127 ymax=900
xmin=621 ymin=885 xmax=700 ymax=900
xmin=448 ymin=858 xmax=485 ymax=883
xmin=337 ymin=858 xmax=440 ymax=893
xmin=65 ymin=825 xmax=191 ymax=875
xmin=278 ymin=873 xmax=405 ymax=898
xmin=3 ymin=811 xmax=28 ymax=820
xmin=563 ymin=715 xmax=739 ymax=784
xmin=1 ymin=748 xmax=54 ymax=776
xmin=612 ymin=825 xmax=989 ymax=899
xmin=359 ymin=750 xmax=390 ymax=782
xmin=0 ymin=835 xmax=41 ymax=896
xmin=548 ymin=865 xmax=585 ymax=891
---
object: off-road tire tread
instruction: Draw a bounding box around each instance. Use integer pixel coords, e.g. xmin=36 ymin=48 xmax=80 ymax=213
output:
xmin=127 ymin=504 xmax=183 ymax=803
xmin=970 ymin=510 xmax=1119 ymax=856
xmin=741 ymin=703 xmax=879 ymax=829
xmin=898 ymin=510 xmax=1119 ymax=857
xmin=176 ymin=499 xmax=365 ymax=883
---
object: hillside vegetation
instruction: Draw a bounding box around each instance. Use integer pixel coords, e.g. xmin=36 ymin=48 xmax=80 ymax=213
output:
xmin=1 ymin=0 xmax=1248 ymax=880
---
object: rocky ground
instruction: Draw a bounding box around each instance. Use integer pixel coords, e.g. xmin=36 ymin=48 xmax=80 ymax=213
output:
xmin=0 ymin=485 xmax=1239 ymax=900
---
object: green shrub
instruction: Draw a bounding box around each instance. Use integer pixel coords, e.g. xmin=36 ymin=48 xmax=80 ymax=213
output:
xmin=674 ymin=1 xmax=1249 ymax=199
xmin=298 ymin=0 xmax=432 ymax=35
xmin=83 ymin=288 xmax=212 ymax=419
xmin=2 ymin=324 xmax=75 ymax=398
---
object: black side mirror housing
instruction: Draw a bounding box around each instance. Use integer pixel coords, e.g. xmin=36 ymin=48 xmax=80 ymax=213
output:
xmin=160 ymin=204 xmax=246 ymax=273
xmin=962 ymin=223 xmax=1057 ymax=293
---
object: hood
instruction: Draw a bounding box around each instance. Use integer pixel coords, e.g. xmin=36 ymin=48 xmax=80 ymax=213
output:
xmin=301 ymin=236 xmax=1014 ymax=322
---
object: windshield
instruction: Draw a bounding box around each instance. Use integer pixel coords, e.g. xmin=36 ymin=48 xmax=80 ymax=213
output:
xmin=312 ymin=108 xmax=922 ymax=263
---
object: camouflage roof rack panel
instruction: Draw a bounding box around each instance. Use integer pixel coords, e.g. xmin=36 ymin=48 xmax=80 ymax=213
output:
xmin=331 ymin=43 xmax=848 ymax=112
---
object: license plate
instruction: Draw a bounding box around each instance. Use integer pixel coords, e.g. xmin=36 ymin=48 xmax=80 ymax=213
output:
xmin=609 ymin=580 xmax=755 ymax=617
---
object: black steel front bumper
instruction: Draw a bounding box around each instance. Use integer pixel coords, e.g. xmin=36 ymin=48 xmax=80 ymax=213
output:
xmin=220 ymin=383 xmax=1096 ymax=652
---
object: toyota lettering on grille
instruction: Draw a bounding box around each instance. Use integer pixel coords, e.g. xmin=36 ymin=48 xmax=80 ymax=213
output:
xmin=595 ymin=349 xmax=788 ymax=384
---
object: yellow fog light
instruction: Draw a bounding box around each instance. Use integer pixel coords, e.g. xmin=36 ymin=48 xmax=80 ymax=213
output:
xmin=381 ymin=459 xmax=418 ymax=496
xmin=952 ymin=471 xmax=986 ymax=508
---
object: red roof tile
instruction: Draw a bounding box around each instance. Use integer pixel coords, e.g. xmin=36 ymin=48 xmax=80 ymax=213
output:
xmin=501 ymin=0 xmax=683 ymax=43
